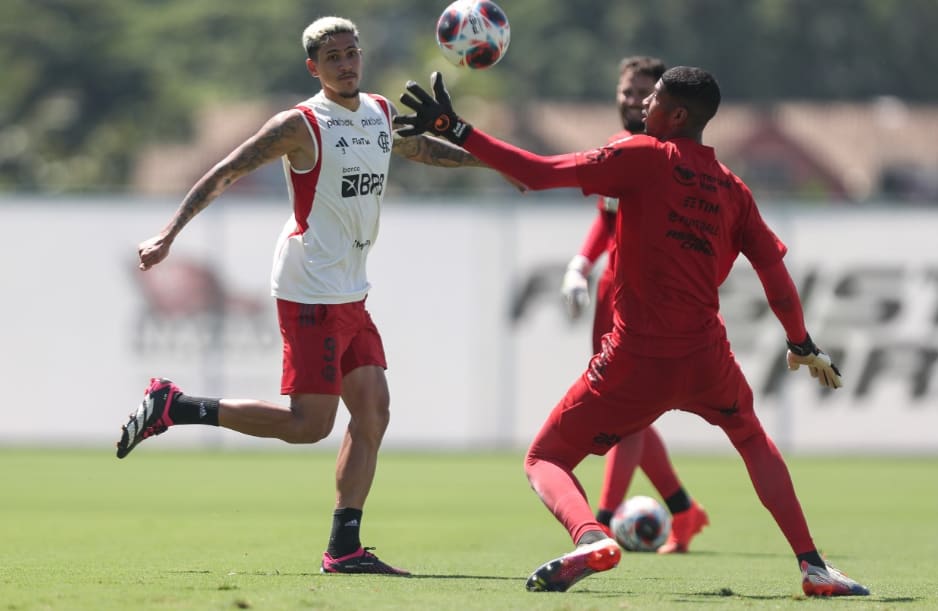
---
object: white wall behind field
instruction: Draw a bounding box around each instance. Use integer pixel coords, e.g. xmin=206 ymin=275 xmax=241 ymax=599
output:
xmin=1 ymin=195 xmax=936 ymax=454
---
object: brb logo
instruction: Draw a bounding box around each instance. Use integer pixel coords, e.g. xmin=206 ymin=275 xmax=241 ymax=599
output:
xmin=342 ymin=173 xmax=385 ymax=197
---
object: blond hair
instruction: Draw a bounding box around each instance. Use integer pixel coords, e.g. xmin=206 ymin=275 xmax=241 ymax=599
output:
xmin=302 ymin=17 xmax=359 ymax=60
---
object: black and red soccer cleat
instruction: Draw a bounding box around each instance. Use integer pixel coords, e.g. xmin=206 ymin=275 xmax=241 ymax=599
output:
xmin=525 ymin=537 xmax=621 ymax=592
xmin=116 ymin=377 xmax=178 ymax=459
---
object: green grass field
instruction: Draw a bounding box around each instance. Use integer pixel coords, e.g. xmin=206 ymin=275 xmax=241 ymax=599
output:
xmin=1 ymin=448 xmax=935 ymax=610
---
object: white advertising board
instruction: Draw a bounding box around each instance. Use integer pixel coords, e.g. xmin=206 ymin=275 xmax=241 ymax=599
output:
xmin=0 ymin=196 xmax=934 ymax=454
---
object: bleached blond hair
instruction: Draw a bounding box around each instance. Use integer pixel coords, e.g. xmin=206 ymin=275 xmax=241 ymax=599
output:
xmin=302 ymin=17 xmax=359 ymax=60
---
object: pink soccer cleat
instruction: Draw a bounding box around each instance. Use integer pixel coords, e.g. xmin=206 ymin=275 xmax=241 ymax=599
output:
xmin=321 ymin=547 xmax=411 ymax=576
xmin=116 ymin=377 xmax=178 ymax=458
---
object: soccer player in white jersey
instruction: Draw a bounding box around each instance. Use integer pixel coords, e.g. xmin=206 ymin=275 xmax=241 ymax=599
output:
xmin=116 ymin=16 xmax=498 ymax=575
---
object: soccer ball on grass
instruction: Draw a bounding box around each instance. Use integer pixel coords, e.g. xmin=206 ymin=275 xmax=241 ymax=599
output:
xmin=610 ymin=495 xmax=672 ymax=552
xmin=436 ymin=0 xmax=510 ymax=69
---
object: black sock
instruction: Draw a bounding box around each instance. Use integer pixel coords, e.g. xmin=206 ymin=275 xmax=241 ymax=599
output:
xmin=169 ymin=394 xmax=220 ymax=426
xmin=596 ymin=509 xmax=614 ymax=527
xmin=328 ymin=508 xmax=363 ymax=557
xmin=663 ymin=488 xmax=691 ymax=514
xmin=797 ymin=550 xmax=825 ymax=569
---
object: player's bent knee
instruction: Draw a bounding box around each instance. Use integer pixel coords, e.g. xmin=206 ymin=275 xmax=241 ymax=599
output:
xmin=348 ymin=409 xmax=390 ymax=444
xmin=287 ymin=418 xmax=335 ymax=444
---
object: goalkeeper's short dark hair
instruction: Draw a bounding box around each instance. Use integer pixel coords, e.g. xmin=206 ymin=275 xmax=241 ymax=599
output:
xmin=661 ymin=66 xmax=722 ymax=128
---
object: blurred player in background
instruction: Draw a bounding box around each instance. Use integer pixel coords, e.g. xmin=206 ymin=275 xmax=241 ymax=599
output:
xmin=115 ymin=16 xmax=502 ymax=577
xmin=396 ymin=68 xmax=870 ymax=596
xmin=561 ymin=55 xmax=709 ymax=553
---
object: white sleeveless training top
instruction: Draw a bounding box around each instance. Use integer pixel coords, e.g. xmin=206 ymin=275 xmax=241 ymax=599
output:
xmin=271 ymin=91 xmax=393 ymax=304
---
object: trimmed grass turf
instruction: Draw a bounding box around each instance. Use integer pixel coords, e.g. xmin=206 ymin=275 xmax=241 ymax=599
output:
xmin=0 ymin=448 xmax=935 ymax=610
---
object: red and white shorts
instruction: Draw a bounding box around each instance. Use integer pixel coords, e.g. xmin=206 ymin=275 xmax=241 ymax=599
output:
xmin=276 ymin=298 xmax=387 ymax=395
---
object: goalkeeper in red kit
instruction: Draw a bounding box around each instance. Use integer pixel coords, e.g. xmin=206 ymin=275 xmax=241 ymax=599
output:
xmin=396 ymin=67 xmax=870 ymax=596
xmin=562 ymin=55 xmax=709 ymax=554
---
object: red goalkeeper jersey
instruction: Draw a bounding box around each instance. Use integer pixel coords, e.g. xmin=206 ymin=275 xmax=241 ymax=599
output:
xmin=465 ymin=131 xmax=789 ymax=357
xmin=575 ymin=134 xmax=787 ymax=355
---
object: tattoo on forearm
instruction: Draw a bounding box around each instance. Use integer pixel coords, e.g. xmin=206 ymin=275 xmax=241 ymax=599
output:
xmin=172 ymin=119 xmax=298 ymax=233
xmin=231 ymin=123 xmax=294 ymax=174
xmin=394 ymin=135 xmax=483 ymax=167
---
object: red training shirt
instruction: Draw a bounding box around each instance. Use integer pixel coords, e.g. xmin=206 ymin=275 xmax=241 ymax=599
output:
xmin=465 ymin=130 xmax=792 ymax=357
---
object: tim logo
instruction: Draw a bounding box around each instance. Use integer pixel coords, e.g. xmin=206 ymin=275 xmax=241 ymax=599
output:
xmin=673 ymin=165 xmax=696 ymax=186
xmin=342 ymin=173 xmax=385 ymax=197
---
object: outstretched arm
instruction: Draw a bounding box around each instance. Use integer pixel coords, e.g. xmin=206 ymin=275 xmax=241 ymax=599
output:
xmin=138 ymin=110 xmax=310 ymax=270
xmin=391 ymin=132 xmax=485 ymax=167
xmin=756 ymin=259 xmax=842 ymax=388
xmin=392 ymin=133 xmax=527 ymax=191
xmin=389 ymin=101 xmax=525 ymax=191
xmin=389 ymin=98 xmax=482 ymax=167
xmin=396 ymin=72 xmax=581 ymax=190
xmin=463 ymin=130 xmax=581 ymax=190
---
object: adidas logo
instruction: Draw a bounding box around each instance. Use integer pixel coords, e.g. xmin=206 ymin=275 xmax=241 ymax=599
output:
xmin=344 ymin=519 xmax=359 ymax=527
xmin=335 ymin=137 xmax=349 ymax=149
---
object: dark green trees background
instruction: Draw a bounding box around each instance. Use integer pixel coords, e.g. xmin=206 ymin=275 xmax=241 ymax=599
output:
xmin=2 ymin=0 xmax=936 ymax=191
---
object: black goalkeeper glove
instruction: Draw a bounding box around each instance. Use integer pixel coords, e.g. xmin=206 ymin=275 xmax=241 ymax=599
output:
xmin=396 ymin=72 xmax=473 ymax=145
xmin=786 ymin=334 xmax=843 ymax=389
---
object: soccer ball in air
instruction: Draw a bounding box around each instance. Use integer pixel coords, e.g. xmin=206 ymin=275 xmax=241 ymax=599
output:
xmin=610 ymin=495 xmax=672 ymax=552
xmin=436 ymin=0 xmax=510 ymax=69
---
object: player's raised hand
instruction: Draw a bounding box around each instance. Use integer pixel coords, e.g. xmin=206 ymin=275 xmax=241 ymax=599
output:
xmin=786 ymin=334 xmax=842 ymax=389
xmin=397 ymin=72 xmax=472 ymax=145
xmin=561 ymin=255 xmax=591 ymax=320
xmin=137 ymin=234 xmax=172 ymax=270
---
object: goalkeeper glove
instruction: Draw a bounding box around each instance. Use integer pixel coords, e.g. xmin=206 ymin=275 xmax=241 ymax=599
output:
xmin=786 ymin=334 xmax=842 ymax=389
xmin=561 ymin=255 xmax=591 ymax=320
xmin=397 ymin=72 xmax=473 ymax=145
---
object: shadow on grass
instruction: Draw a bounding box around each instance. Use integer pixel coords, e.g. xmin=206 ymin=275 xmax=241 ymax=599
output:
xmin=407 ymin=574 xmax=523 ymax=581
xmin=693 ymin=588 xmax=797 ymax=601
xmin=168 ymin=571 xmax=923 ymax=604
xmin=690 ymin=588 xmax=920 ymax=604
xmin=170 ymin=570 xmax=525 ymax=581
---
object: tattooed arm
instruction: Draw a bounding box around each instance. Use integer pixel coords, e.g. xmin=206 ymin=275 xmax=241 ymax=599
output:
xmin=388 ymin=100 xmax=526 ymax=191
xmin=387 ymin=98 xmax=483 ymax=167
xmin=392 ymin=132 xmax=529 ymax=193
xmin=138 ymin=110 xmax=311 ymax=270
xmin=392 ymin=132 xmax=486 ymax=167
